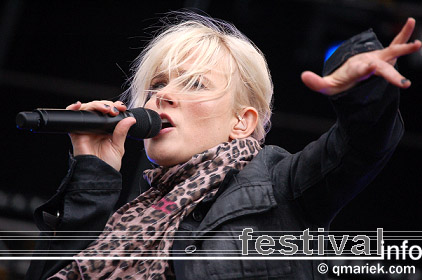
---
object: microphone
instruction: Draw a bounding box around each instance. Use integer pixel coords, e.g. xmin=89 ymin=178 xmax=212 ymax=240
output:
xmin=16 ymin=107 xmax=162 ymax=140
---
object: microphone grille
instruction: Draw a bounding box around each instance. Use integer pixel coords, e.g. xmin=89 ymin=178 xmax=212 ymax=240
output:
xmin=128 ymin=108 xmax=161 ymax=139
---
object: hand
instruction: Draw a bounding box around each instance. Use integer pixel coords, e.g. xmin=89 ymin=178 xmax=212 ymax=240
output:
xmin=301 ymin=18 xmax=421 ymax=96
xmin=66 ymin=100 xmax=136 ymax=171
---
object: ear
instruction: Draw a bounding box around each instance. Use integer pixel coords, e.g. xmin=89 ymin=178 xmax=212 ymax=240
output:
xmin=229 ymin=107 xmax=259 ymax=140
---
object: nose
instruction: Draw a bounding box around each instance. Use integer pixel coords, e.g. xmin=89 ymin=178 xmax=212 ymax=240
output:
xmin=155 ymin=90 xmax=177 ymax=109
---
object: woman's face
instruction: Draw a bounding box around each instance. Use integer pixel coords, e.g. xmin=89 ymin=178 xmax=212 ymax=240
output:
xmin=143 ymin=60 xmax=238 ymax=167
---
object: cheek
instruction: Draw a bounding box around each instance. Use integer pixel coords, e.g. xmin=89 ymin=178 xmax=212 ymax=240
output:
xmin=143 ymin=98 xmax=156 ymax=110
xmin=184 ymin=103 xmax=218 ymax=129
xmin=183 ymin=103 xmax=232 ymax=138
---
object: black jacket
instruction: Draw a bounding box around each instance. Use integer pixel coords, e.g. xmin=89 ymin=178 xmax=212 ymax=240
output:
xmin=26 ymin=29 xmax=403 ymax=280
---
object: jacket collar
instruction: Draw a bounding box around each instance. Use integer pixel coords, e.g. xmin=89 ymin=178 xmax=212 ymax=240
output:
xmin=194 ymin=149 xmax=277 ymax=236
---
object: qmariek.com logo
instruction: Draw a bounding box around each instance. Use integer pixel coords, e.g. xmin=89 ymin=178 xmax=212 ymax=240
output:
xmin=238 ymin=228 xmax=422 ymax=261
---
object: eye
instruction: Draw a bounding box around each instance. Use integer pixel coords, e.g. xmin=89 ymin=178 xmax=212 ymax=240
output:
xmin=144 ymin=81 xmax=167 ymax=104
xmin=186 ymin=76 xmax=207 ymax=91
xmin=192 ymin=80 xmax=206 ymax=90
xmin=150 ymin=81 xmax=167 ymax=90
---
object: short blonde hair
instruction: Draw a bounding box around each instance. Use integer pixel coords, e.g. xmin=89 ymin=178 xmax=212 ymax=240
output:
xmin=124 ymin=12 xmax=273 ymax=143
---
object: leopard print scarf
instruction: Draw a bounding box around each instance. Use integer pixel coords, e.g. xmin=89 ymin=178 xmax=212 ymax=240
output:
xmin=50 ymin=137 xmax=261 ymax=280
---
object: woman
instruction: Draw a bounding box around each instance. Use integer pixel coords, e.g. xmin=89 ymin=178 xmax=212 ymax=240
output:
xmin=27 ymin=13 xmax=420 ymax=279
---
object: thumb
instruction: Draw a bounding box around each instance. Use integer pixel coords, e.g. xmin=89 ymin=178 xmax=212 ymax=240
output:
xmin=301 ymin=71 xmax=332 ymax=95
xmin=111 ymin=117 xmax=137 ymax=148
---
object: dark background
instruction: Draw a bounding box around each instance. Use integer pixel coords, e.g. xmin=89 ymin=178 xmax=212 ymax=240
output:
xmin=1 ymin=0 xmax=422 ymax=279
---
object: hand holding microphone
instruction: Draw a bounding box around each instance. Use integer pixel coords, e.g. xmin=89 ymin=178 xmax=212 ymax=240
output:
xmin=66 ymin=101 xmax=136 ymax=171
xmin=16 ymin=100 xmax=162 ymax=171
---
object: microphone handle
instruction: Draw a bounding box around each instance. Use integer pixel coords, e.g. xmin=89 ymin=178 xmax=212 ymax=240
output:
xmin=17 ymin=109 xmax=134 ymax=134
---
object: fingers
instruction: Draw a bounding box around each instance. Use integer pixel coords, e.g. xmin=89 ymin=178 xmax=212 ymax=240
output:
xmin=302 ymin=59 xmax=410 ymax=96
xmin=379 ymin=40 xmax=422 ymax=62
xmin=111 ymin=117 xmax=137 ymax=148
xmin=112 ymin=101 xmax=128 ymax=114
xmin=301 ymin=63 xmax=374 ymax=94
xmin=66 ymin=100 xmax=127 ymax=116
xmin=301 ymin=71 xmax=333 ymax=95
xmin=80 ymin=100 xmax=126 ymax=116
xmin=302 ymin=61 xmax=376 ymax=95
xmin=303 ymin=18 xmax=419 ymax=96
xmin=66 ymin=101 xmax=81 ymax=110
xmin=373 ymin=60 xmax=411 ymax=88
xmin=390 ymin=17 xmax=416 ymax=46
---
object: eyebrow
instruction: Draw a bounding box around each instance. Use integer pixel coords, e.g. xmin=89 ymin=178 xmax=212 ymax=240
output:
xmin=151 ymin=73 xmax=166 ymax=81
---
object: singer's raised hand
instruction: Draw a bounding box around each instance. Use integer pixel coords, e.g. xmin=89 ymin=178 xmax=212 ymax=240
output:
xmin=66 ymin=100 xmax=136 ymax=171
xmin=301 ymin=17 xmax=421 ymax=95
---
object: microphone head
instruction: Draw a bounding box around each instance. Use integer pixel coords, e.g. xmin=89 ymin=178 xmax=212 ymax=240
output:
xmin=128 ymin=108 xmax=161 ymax=139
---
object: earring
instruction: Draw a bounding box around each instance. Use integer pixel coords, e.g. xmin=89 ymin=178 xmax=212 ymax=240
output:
xmin=235 ymin=113 xmax=247 ymax=130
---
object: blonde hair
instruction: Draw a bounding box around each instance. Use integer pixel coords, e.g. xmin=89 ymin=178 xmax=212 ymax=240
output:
xmin=124 ymin=12 xmax=273 ymax=144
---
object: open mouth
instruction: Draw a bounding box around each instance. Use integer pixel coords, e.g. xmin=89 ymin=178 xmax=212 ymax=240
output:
xmin=161 ymin=117 xmax=174 ymax=129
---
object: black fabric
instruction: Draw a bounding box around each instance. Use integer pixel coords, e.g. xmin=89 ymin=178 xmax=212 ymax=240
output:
xmin=26 ymin=155 xmax=122 ymax=279
xmin=25 ymin=29 xmax=403 ymax=280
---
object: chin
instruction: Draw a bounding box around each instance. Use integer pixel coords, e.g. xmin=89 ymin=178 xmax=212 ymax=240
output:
xmin=145 ymin=151 xmax=183 ymax=167
xmin=144 ymin=142 xmax=194 ymax=167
